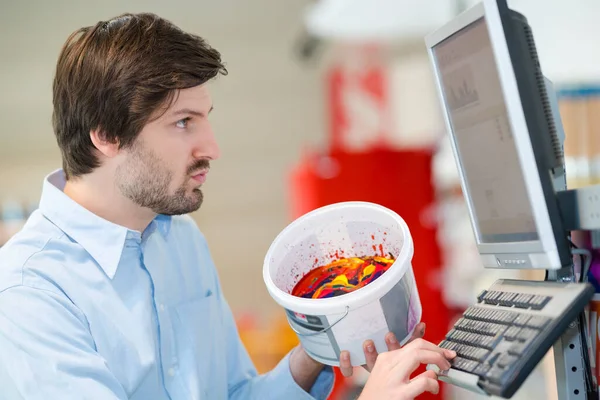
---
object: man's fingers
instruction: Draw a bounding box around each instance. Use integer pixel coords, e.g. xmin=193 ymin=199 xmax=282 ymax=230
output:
xmin=339 ymin=351 xmax=353 ymax=377
xmin=408 ymin=322 xmax=426 ymax=343
xmin=404 ymin=375 xmax=440 ymax=397
xmin=391 ymin=349 xmax=452 ymax=380
xmin=403 ymin=338 xmax=457 ymax=359
xmin=411 ymin=369 xmax=438 ymax=382
xmin=444 ymin=348 xmax=457 ymax=359
xmin=384 ymin=332 xmax=401 ymax=351
xmin=363 ymin=340 xmax=378 ymax=371
xmin=385 ymin=323 xmax=426 ymax=352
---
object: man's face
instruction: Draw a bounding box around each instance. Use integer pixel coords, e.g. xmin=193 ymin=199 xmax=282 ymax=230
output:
xmin=115 ymin=84 xmax=219 ymax=215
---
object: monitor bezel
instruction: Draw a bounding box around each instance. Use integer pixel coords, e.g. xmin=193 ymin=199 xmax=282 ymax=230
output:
xmin=424 ymin=0 xmax=567 ymax=269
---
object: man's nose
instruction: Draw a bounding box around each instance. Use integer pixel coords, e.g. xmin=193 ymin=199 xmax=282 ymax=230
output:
xmin=192 ymin=125 xmax=220 ymax=161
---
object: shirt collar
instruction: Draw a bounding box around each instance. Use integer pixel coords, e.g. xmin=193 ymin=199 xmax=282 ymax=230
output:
xmin=38 ymin=169 xmax=172 ymax=279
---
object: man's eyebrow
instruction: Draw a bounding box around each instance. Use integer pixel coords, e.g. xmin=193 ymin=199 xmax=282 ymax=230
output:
xmin=170 ymin=106 xmax=214 ymax=117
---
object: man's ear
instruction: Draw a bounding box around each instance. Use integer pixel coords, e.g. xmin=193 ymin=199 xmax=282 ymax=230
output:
xmin=90 ymin=129 xmax=120 ymax=158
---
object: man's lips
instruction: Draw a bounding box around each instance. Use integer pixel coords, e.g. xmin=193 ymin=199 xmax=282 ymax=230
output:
xmin=191 ymin=170 xmax=208 ymax=184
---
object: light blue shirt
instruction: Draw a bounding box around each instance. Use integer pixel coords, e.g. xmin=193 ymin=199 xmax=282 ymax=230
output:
xmin=0 ymin=170 xmax=334 ymax=399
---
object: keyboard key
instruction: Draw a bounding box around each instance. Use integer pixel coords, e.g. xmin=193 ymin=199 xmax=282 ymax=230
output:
xmin=463 ymin=308 xmax=476 ymax=318
xmin=529 ymin=295 xmax=551 ymax=310
xmin=508 ymin=294 xmax=520 ymax=307
xmin=490 ymin=310 xmax=517 ymax=324
xmin=447 ymin=330 xmax=468 ymax=345
xmin=474 ymin=362 xmax=492 ymax=377
xmin=496 ymin=292 xmax=509 ymax=305
xmin=448 ymin=342 xmax=460 ymax=352
xmin=484 ymin=291 xmax=502 ymax=305
xmin=513 ymin=314 xmax=530 ymax=327
xmin=515 ymin=294 xmax=534 ymax=308
xmin=457 ymin=332 xmax=471 ymax=344
xmin=504 ymin=326 xmax=521 ymax=341
xmin=446 ymin=331 xmax=501 ymax=351
xmin=479 ymin=309 xmax=496 ymax=322
xmin=486 ymin=365 xmax=509 ymax=384
xmin=507 ymin=342 xmax=525 ymax=356
xmin=469 ymin=307 xmax=482 ymax=318
xmin=477 ymin=290 xmax=488 ymax=303
xmin=498 ymin=292 xmax=518 ymax=307
xmin=459 ymin=331 xmax=471 ymax=343
xmin=480 ymin=381 xmax=503 ymax=396
xmin=464 ymin=306 xmax=486 ymax=320
xmin=446 ymin=329 xmax=459 ymax=340
xmin=439 ymin=340 xmax=453 ymax=350
xmin=502 ymin=293 xmax=518 ymax=307
xmin=455 ymin=318 xmax=508 ymax=336
xmin=454 ymin=318 xmax=477 ymax=332
xmin=477 ymin=333 xmax=502 ymax=349
xmin=486 ymin=352 xmax=500 ymax=366
xmin=454 ymin=343 xmax=490 ymax=361
xmin=526 ymin=316 xmax=551 ymax=329
xmin=496 ymin=354 xmax=518 ymax=368
xmin=451 ymin=356 xmax=480 ymax=373
xmin=464 ymin=306 xmax=519 ymax=325
xmin=508 ymin=338 xmax=533 ymax=356
xmin=517 ymin=328 xmax=538 ymax=342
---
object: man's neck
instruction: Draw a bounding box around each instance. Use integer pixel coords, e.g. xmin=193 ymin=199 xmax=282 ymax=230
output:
xmin=63 ymin=173 xmax=155 ymax=233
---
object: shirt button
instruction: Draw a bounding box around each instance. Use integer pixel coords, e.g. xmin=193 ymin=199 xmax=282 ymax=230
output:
xmin=168 ymin=367 xmax=176 ymax=377
xmin=159 ymin=304 xmax=165 ymax=312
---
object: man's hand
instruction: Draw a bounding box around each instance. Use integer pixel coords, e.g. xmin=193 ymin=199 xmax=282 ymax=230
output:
xmin=289 ymin=344 xmax=325 ymax=392
xmin=339 ymin=322 xmax=426 ymax=377
xmin=358 ymin=338 xmax=456 ymax=400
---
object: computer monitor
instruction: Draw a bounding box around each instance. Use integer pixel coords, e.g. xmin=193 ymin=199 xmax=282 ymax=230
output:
xmin=425 ymin=0 xmax=572 ymax=270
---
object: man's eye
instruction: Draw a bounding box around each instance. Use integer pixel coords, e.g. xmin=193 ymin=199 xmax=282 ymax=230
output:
xmin=176 ymin=118 xmax=190 ymax=128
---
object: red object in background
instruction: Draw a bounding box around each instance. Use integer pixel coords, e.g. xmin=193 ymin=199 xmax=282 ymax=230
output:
xmin=326 ymin=48 xmax=393 ymax=152
xmin=288 ymin=148 xmax=451 ymax=400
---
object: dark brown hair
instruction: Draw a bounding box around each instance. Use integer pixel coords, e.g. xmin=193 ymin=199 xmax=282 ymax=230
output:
xmin=52 ymin=13 xmax=227 ymax=179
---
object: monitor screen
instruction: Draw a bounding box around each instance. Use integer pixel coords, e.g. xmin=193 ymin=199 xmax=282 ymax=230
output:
xmin=432 ymin=17 xmax=539 ymax=243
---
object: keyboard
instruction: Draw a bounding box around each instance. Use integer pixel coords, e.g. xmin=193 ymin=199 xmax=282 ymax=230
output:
xmin=427 ymin=279 xmax=594 ymax=398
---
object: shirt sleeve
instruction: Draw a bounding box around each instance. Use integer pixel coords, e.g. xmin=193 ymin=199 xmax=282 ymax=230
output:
xmin=0 ymin=286 xmax=128 ymax=400
xmin=218 ymin=292 xmax=335 ymax=400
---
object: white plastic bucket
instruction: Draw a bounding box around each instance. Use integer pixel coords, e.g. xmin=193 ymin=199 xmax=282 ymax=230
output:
xmin=263 ymin=201 xmax=422 ymax=367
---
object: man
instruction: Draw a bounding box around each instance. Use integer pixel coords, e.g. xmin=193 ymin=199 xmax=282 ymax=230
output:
xmin=0 ymin=13 xmax=455 ymax=399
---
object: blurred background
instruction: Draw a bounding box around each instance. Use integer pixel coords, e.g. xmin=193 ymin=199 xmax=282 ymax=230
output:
xmin=1 ymin=0 xmax=599 ymax=399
